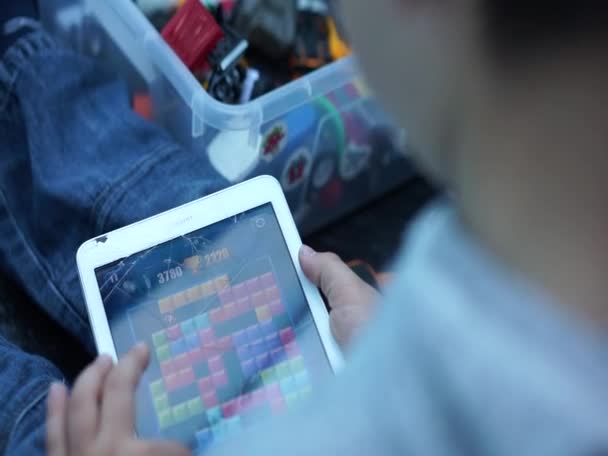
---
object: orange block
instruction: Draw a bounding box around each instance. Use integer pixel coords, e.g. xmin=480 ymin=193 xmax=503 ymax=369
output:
xmin=214 ymin=275 xmax=230 ymax=292
xmin=186 ymin=285 xmax=203 ymax=303
xmin=200 ymin=281 xmax=215 ymax=297
xmin=159 ymin=297 xmax=174 ymax=314
xmin=172 ymin=291 xmax=188 ymax=309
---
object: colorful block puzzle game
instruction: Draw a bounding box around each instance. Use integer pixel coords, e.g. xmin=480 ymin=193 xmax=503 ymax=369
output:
xmin=95 ymin=203 xmax=330 ymax=452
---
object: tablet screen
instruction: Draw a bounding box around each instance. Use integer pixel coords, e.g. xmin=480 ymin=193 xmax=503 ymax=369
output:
xmin=94 ymin=203 xmax=332 ymax=452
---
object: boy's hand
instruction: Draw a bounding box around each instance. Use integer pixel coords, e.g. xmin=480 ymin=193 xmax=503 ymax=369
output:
xmin=299 ymin=246 xmax=379 ymax=349
xmin=46 ymin=344 xmax=191 ymax=456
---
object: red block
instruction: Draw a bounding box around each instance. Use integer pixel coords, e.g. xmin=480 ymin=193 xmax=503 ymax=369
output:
xmin=270 ymin=396 xmax=286 ymax=414
xmin=174 ymin=353 xmax=190 ymax=370
xmin=202 ymin=390 xmax=219 ymax=408
xmin=246 ymin=277 xmax=261 ymax=294
xmin=237 ymin=393 xmax=253 ymax=413
xmin=269 ymin=299 xmax=285 ymax=317
xmin=224 ymin=302 xmax=237 ymax=320
xmin=188 ymin=348 xmax=204 ymax=364
xmin=198 ymin=376 xmax=214 ymax=394
xmin=167 ymin=324 xmax=182 ymax=341
xmin=132 ymin=93 xmax=153 ymax=120
xmin=217 ymin=336 xmax=232 ymax=351
xmin=265 ymin=286 xmax=280 ymax=301
xmin=251 ymin=388 xmax=266 ymax=407
xmin=199 ymin=328 xmax=215 ymax=346
xmin=260 ymin=272 xmax=275 ymax=288
xmin=165 ymin=373 xmax=180 ymax=392
xmin=279 ymin=328 xmax=295 ymax=345
xmin=208 ymin=355 xmax=224 ymax=373
xmin=161 ymin=0 xmax=224 ymax=71
xmin=178 ymin=367 xmax=195 ymax=386
xmin=221 ymin=399 xmax=238 ymax=418
xmin=285 ymin=341 xmax=300 ymax=359
xmin=160 ymin=360 xmax=176 ymax=377
xmin=251 ymin=291 xmax=266 ymax=308
xmin=210 ymin=307 xmax=225 ymax=324
xmin=235 ymin=297 xmax=251 ymax=315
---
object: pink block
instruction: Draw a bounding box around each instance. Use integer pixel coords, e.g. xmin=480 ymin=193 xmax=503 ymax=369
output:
xmin=237 ymin=393 xmax=253 ymax=412
xmin=265 ymin=286 xmax=280 ymax=301
xmin=232 ymin=283 xmax=248 ymax=299
xmin=167 ymin=324 xmax=182 ymax=341
xmin=266 ymin=383 xmax=282 ymax=400
xmin=260 ymin=272 xmax=275 ymax=288
xmin=218 ymin=287 xmax=234 ymax=305
xmin=202 ymin=391 xmax=219 ymax=408
xmin=251 ymin=388 xmax=266 ymax=407
xmin=160 ymin=360 xmax=176 ymax=377
xmin=165 ymin=373 xmax=180 ymax=392
xmin=217 ymin=336 xmax=232 ymax=351
xmin=210 ymin=307 xmax=225 ymax=324
xmin=188 ymin=348 xmax=204 ymax=364
xmin=285 ymin=341 xmax=300 ymax=358
xmin=174 ymin=354 xmax=190 ymax=370
xmin=236 ymin=297 xmax=251 ymax=315
xmin=279 ymin=328 xmax=295 ymax=345
xmin=270 ymin=396 xmax=286 ymax=413
xmin=178 ymin=367 xmax=195 ymax=386
xmin=199 ymin=328 xmax=215 ymax=346
xmin=208 ymin=355 xmax=224 ymax=373
xmin=198 ymin=376 xmax=214 ymax=394
xmin=221 ymin=399 xmax=238 ymax=418
xmin=212 ymin=369 xmax=228 ymax=388
xmin=251 ymin=291 xmax=266 ymax=308
xmin=223 ymin=302 xmax=236 ymax=319
xmin=269 ymin=299 xmax=285 ymax=317
xmin=246 ymin=277 xmax=261 ymax=294
xmin=201 ymin=345 xmax=220 ymax=359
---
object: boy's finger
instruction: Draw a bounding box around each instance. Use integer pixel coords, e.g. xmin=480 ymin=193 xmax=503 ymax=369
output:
xmin=133 ymin=440 xmax=192 ymax=456
xmin=99 ymin=343 xmax=150 ymax=439
xmin=67 ymin=355 xmax=113 ymax=451
xmin=46 ymin=382 xmax=68 ymax=456
xmin=299 ymin=246 xmax=373 ymax=307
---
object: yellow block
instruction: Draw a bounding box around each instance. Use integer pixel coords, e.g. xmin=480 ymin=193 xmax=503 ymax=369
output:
xmin=200 ymin=281 xmax=215 ymax=297
xmin=172 ymin=291 xmax=188 ymax=309
xmin=159 ymin=297 xmax=174 ymax=314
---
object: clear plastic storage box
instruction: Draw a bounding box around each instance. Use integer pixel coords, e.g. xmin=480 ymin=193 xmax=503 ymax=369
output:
xmin=40 ymin=0 xmax=413 ymax=233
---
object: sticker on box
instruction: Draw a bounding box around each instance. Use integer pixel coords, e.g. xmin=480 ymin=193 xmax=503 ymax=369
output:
xmin=282 ymin=147 xmax=311 ymax=191
xmin=261 ymin=123 xmax=288 ymax=162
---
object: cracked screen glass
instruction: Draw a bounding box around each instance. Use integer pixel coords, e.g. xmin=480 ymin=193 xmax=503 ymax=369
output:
xmin=95 ymin=203 xmax=331 ymax=452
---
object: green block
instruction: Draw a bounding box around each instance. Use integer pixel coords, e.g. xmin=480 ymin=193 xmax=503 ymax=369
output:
xmin=152 ymin=330 xmax=168 ymax=348
xmin=225 ymin=416 xmax=241 ymax=433
xmin=156 ymin=344 xmax=171 ymax=363
xmin=275 ymin=361 xmax=291 ymax=379
xmin=149 ymin=379 xmax=165 ymax=398
xmin=172 ymin=403 xmax=189 ymax=423
xmin=299 ymin=385 xmax=313 ymax=399
xmin=285 ymin=392 xmax=299 ymax=409
xmin=158 ymin=408 xmax=174 ymax=430
xmin=280 ymin=376 xmax=296 ymax=396
xmin=187 ymin=397 xmax=204 ymax=416
xmin=194 ymin=313 xmax=209 ymax=330
xmin=206 ymin=407 xmax=222 ymax=425
xmin=154 ymin=393 xmax=170 ymax=412
xmin=289 ymin=356 xmax=305 ymax=374
xmin=260 ymin=367 xmax=276 ymax=385
xmin=294 ymin=371 xmax=310 ymax=388
xmin=180 ymin=318 xmax=195 ymax=335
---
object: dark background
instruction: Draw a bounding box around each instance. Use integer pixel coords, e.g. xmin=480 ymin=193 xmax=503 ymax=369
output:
xmin=0 ymin=177 xmax=435 ymax=381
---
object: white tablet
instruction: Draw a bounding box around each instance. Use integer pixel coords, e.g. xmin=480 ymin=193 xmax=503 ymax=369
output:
xmin=77 ymin=175 xmax=342 ymax=452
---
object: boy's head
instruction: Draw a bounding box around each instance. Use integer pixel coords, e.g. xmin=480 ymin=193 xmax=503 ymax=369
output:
xmin=342 ymin=0 xmax=608 ymax=185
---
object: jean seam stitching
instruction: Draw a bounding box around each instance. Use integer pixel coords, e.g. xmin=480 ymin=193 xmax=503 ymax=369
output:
xmin=90 ymin=141 xmax=182 ymax=233
xmin=0 ymin=187 xmax=89 ymax=330
xmin=0 ymin=30 xmax=56 ymax=111
xmin=7 ymin=377 xmax=64 ymax=450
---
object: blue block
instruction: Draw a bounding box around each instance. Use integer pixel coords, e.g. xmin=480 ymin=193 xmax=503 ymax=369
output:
xmin=255 ymin=353 xmax=271 ymax=371
xmin=271 ymin=347 xmax=286 ymax=364
xmin=196 ymin=428 xmax=213 ymax=451
xmin=232 ymin=330 xmax=248 ymax=347
xmin=194 ymin=314 xmax=209 ymax=330
xmin=246 ymin=325 xmax=261 ymax=342
xmin=170 ymin=338 xmax=187 ymax=357
xmin=181 ymin=318 xmax=195 ymax=336
xmin=265 ymin=333 xmax=281 ymax=350
xmin=259 ymin=321 xmax=274 ymax=337
xmin=250 ymin=339 xmax=267 ymax=357
xmin=280 ymin=377 xmax=297 ymax=396
xmin=186 ymin=333 xmax=199 ymax=350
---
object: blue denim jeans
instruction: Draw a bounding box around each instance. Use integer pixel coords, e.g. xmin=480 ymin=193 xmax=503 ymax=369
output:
xmin=0 ymin=27 xmax=227 ymax=453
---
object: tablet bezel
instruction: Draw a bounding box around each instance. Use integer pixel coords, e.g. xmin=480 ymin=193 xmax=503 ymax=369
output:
xmin=77 ymin=175 xmax=343 ymax=373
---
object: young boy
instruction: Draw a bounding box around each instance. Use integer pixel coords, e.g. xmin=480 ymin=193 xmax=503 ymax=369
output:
xmin=2 ymin=0 xmax=608 ymax=454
